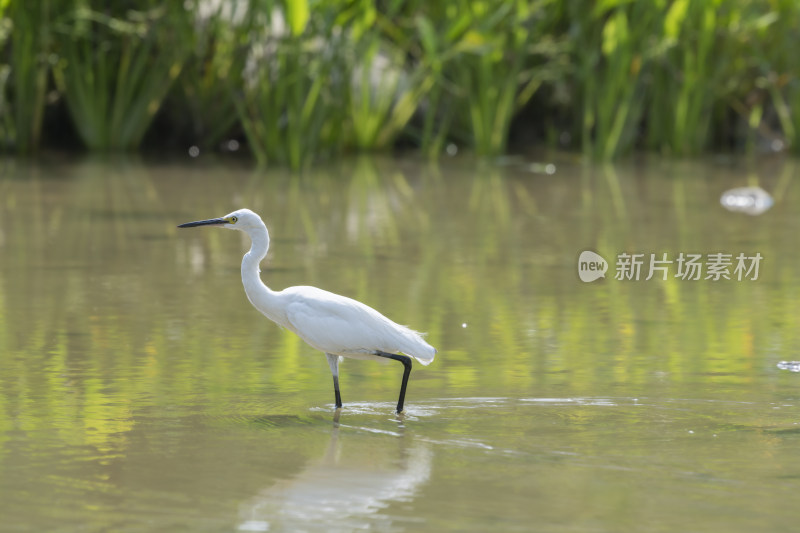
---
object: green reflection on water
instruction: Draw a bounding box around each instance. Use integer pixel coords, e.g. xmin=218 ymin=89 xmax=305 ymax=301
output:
xmin=1 ymin=155 xmax=800 ymax=531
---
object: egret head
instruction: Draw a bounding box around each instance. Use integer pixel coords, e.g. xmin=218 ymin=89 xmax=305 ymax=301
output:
xmin=177 ymin=208 xmax=265 ymax=232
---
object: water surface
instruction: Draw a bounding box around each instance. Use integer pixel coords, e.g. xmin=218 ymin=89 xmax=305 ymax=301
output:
xmin=1 ymin=154 xmax=800 ymax=531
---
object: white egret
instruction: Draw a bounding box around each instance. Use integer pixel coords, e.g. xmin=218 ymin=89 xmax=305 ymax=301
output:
xmin=178 ymin=208 xmax=436 ymax=413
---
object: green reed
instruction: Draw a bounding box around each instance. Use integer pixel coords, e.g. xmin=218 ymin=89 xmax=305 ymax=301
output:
xmin=52 ymin=3 xmax=189 ymax=150
xmin=8 ymin=0 xmax=51 ymax=152
xmin=438 ymin=0 xmax=564 ymax=155
xmin=412 ymin=14 xmax=454 ymax=157
xmin=0 ymin=15 xmax=13 ymax=149
xmin=236 ymin=0 xmax=436 ymax=167
xmin=0 ymin=63 xmax=12 ymax=148
xmin=568 ymin=0 xmax=663 ymax=159
xmin=3 ymin=0 xmax=800 ymax=162
xmin=644 ymin=0 xmax=724 ymax=155
xmin=751 ymin=0 xmax=800 ymax=154
xmin=346 ymin=23 xmax=432 ymax=151
xmin=164 ymin=1 xmax=242 ymax=150
xmin=233 ymin=3 xmax=348 ymax=169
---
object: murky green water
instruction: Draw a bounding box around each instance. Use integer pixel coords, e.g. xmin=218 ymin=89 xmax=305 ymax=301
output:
xmin=1 ymin=154 xmax=800 ymax=531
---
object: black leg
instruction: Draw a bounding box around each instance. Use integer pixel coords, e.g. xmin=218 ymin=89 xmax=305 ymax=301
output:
xmin=326 ymin=353 xmax=343 ymax=410
xmin=332 ymin=375 xmax=342 ymax=409
xmin=376 ymin=351 xmax=413 ymax=413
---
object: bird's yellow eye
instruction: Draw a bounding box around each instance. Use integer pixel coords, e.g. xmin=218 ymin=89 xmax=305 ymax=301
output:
xmin=230 ymin=216 xmax=238 ymax=223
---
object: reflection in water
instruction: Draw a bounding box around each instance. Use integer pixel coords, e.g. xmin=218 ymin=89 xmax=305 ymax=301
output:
xmin=237 ymin=425 xmax=432 ymax=532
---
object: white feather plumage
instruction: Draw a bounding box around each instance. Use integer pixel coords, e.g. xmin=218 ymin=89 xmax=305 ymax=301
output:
xmin=178 ymin=208 xmax=436 ymax=413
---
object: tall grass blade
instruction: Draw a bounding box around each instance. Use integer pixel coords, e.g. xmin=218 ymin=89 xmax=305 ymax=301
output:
xmin=53 ymin=3 xmax=190 ymax=150
xmin=8 ymin=0 xmax=50 ymax=152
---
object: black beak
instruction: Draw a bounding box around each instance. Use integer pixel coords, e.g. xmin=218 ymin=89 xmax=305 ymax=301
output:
xmin=177 ymin=218 xmax=227 ymax=228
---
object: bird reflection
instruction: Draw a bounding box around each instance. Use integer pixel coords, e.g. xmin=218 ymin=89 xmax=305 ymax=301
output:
xmin=237 ymin=424 xmax=432 ymax=531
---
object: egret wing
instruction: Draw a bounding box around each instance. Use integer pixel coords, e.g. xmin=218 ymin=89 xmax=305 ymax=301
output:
xmin=284 ymin=288 xmax=386 ymax=355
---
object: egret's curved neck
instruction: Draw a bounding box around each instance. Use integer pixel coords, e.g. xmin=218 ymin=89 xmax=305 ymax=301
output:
xmin=240 ymin=224 xmax=284 ymax=323
xmin=242 ymin=224 xmax=270 ymax=275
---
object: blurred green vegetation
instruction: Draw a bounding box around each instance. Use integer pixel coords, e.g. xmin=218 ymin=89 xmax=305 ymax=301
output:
xmin=0 ymin=0 xmax=798 ymax=166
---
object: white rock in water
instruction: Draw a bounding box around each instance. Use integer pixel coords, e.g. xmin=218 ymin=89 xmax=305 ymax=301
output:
xmin=777 ymin=361 xmax=800 ymax=372
xmin=720 ymin=186 xmax=774 ymax=215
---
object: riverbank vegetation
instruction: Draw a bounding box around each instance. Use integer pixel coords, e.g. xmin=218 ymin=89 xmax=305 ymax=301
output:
xmin=1 ymin=0 xmax=797 ymax=168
